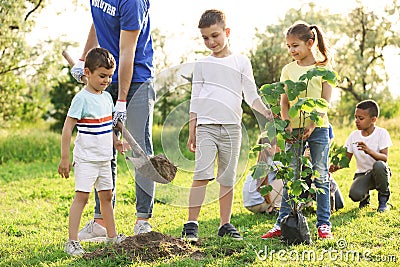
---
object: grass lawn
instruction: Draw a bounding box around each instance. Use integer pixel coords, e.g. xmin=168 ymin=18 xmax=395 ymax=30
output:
xmin=0 ymin=121 xmax=399 ymax=266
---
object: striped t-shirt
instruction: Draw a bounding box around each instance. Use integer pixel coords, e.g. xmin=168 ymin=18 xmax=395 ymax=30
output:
xmin=67 ymin=88 xmax=114 ymax=161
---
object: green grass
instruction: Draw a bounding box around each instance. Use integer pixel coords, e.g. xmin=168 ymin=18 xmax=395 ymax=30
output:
xmin=0 ymin=121 xmax=399 ymax=266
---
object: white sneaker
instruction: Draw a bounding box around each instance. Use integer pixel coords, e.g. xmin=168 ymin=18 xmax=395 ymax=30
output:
xmin=78 ymin=220 xmax=107 ymax=242
xmin=106 ymin=234 xmax=126 ymax=244
xmin=64 ymin=240 xmax=85 ymax=256
xmin=134 ymin=221 xmax=152 ymax=235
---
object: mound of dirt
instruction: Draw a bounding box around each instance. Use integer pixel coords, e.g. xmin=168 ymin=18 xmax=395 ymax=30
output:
xmin=83 ymin=231 xmax=204 ymax=261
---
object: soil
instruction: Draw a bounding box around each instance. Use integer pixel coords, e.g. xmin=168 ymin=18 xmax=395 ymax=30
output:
xmin=150 ymin=154 xmax=177 ymax=183
xmin=83 ymin=231 xmax=204 ymax=261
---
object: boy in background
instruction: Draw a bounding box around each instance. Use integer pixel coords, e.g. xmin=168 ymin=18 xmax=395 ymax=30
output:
xmin=330 ymin=99 xmax=392 ymax=212
xmin=242 ymin=137 xmax=283 ymax=214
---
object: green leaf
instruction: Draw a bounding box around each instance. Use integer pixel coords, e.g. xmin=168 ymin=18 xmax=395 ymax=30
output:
xmin=288 ymin=106 xmax=299 ymax=118
xmin=271 ymin=105 xmax=281 ymax=115
xmin=260 ymin=185 xmax=273 ymax=196
xmin=315 ymin=98 xmax=329 ymax=110
xmin=250 ymin=162 xmax=267 ymax=179
xmin=291 ymin=180 xmax=303 ymax=196
xmin=300 ymin=99 xmax=315 ymax=113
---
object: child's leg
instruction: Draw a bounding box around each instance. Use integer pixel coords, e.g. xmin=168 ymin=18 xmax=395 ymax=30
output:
xmin=349 ymin=173 xmax=373 ymax=201
xmin=308 ymin=127 xmax=331 ymax=227
xmin=97 ymin=189 xmax=117 ymax=238
xmin=188 ymin=180 xmax=209 ymax=221
xmin=69 ymin=191 xmax=89 ymax=241
xmin=372 ymin=161 xmax=391 ymax=195
xmin=219 ymin=185 xmax=233 ymax=226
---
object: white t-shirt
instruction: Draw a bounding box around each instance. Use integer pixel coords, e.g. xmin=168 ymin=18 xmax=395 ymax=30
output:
xmin=190 ymin=53 xmax=261 ymax=125
xmin=345 ymin=126 xmax=392 ymax=173
xmin=67 ymin=88 xmax=114 ymax=161
xmin=242 ymin=161 xmax=281 ymax=207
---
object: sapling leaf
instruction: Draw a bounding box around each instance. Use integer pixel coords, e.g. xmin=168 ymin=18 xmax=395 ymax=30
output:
xmin=309 ymin=112 xmax=324 ymax=126
xmin=276 ymin=133 xmax=285 ymax=151
xmin=300 ymin=171 xmax=309 ymax=178
xmin=251 ymin=143 xmax=271 ymax=153
xmin=300 ymin=99 xmax=315 ymax=113
xmin=291 ymin=180 xmax=303 ymax=196
xmin=274 ymin=118 xmax=288 ymax=132
xmin=260 ymin=184 xmax=273 ymax=196
xmin=289 ymin=105 xmax=299 ymax=118
xmin=315 ymin=98 xmax=329 ymax=109
xmin=271 ymin=105 xmax=281 ymax=115
xmin=339 ymin=157 xmax=351 ymax=168
xmin=315 ymin=188 xmax=325 ymax=195
xmin=249 ymin=162 xmax=267 ymax=180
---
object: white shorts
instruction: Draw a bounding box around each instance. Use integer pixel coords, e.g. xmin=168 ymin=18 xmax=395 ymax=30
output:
xmin=193 ymin=124 xmax=242 ymax=187
xmin=73 ymin=157 xmax=113 ymax=193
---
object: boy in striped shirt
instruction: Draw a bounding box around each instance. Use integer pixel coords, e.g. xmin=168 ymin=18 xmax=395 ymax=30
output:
xmin=58 ymin=48 xmax=126 ymax=256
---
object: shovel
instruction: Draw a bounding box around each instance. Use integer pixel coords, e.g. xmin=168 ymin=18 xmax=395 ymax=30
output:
xmin=114 ymin=121 xmax=177 ymax=184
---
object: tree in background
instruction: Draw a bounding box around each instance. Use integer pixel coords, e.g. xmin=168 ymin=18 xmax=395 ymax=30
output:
xmin=334 ymin=1 xmax=400 ymax=122
xmin=0 ymin=0 xmax=78 ymax=127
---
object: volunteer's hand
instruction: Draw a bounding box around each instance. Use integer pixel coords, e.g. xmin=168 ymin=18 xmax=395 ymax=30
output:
xmin=113 ymin=100 xmax=127 ymax=127
xmin=70 ymin=59 xmax=85 ymax=83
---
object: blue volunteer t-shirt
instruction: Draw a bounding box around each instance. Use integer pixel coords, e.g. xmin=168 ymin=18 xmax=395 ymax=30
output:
xmin=90 ymin=0 xmax=154 ymax=83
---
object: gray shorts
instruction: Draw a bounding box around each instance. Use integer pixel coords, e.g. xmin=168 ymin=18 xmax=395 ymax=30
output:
xmin=193 ymin=124 xmax=242 ymax=186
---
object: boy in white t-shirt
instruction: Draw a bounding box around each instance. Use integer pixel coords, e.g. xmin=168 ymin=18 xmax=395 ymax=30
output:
xmin=58 ymin=48 xmax=127 ymax=256
xmin=330 ymin=100 xmax=392 ymax=212
xmin=181 ymin=9 xmax=272 ymax=243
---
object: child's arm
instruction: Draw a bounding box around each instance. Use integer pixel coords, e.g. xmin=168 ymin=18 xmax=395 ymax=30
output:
xmin=113 ymin=133 xmax=130 ymax=155
xmin=251 ymin=98 xmax=273 ymax=121
xmin=187 ymin=112 xmax=197 ymax=153
xmin=356 ymin=142 xmax=389 ymax=162
xmin=58 ymin=117 xmax=77 ymax=179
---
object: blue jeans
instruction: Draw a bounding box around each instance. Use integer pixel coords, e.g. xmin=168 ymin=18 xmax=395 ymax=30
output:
xmin=94 ymin=82 xmax=156 ymax=220
xmin=276 ymin=127 xmax=331 ymax=228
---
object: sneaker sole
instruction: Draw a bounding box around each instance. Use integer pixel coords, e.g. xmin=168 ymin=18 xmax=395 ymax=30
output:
xmin=181 ymin=236 xmax=198 ymax=243
xmin=79 ymin=236 xmax=107 ymax=242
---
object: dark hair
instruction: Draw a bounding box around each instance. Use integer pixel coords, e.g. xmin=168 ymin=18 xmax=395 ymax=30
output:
xmin=198 ymin=9 xmax=226 ymax=29
xmin=286 ymin=22 xmax=330 ymax=66
xmin=84 ymin=47 xmax=115 ymax=73
xmin=356 ymin=99 xmax=380 ymax=117
xmin=257 ymin=137 xmax=277 ymax=161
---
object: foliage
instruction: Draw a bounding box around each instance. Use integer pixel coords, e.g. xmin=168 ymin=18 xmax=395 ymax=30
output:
xmin=0 ymin=0 xmax=80 ymax=127
xmin=252 ymin=67 xmax=338 ymax=211
xmin=329 ymin=141 xmax=351 ymax=168
xmin=45 ymin=67 xmax=81 ymax=131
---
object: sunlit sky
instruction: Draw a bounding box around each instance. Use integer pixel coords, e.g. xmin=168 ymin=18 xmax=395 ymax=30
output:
xmin=28 ymin=0 xmax=399 ymax=97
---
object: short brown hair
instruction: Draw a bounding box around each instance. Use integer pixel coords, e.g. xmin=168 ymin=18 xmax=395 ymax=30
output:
xmin=198 ymin=9 xmax=226 ymax=29
xmin=84 ymin=47 xmax=115 ymax=73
